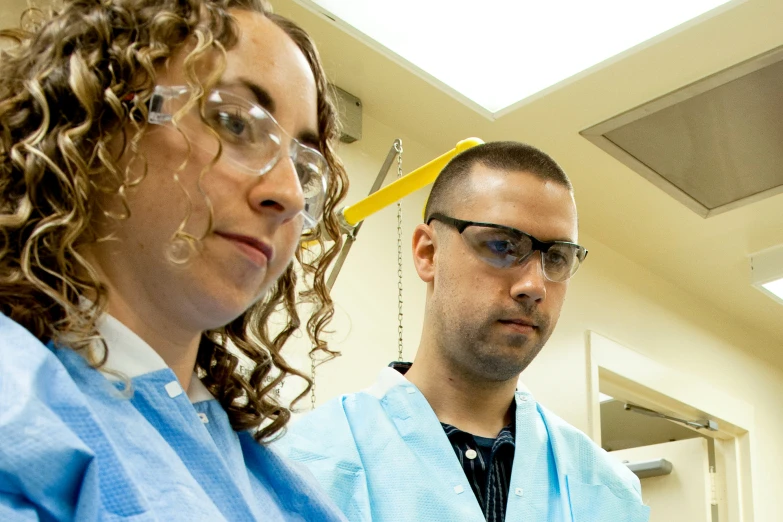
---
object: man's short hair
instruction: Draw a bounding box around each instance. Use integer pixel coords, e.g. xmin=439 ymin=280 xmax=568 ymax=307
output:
xmin=423 ymin=141 xmax=572 ymax=221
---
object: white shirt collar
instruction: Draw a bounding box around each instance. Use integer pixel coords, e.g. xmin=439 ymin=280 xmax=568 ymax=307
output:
xmin=364 ymin=366 xmax=534 ymax=398
xmin=95 ymin=313 xmax=214 ymax=404
xmin=365 ymin=367 xmax=410 ymax=398
xmin=96 ymin=313 xmax=167 ymax=378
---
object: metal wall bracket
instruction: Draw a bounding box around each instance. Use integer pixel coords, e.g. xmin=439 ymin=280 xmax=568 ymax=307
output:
xmin=625 ymin=458 xmax=674 ymax=479
xmin=326 ymin=139 xmax=402 ymax=290
xmin=624 ymin=403 xmax=719 ymax=432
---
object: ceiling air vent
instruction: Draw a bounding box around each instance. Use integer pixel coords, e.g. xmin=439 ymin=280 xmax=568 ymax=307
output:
xmin=582 ymin=45 xmax=783 ymax=218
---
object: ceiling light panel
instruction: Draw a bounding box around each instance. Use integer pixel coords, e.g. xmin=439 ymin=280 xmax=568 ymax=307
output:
xmin=303 ymin=0 xmax=735 ymax=115
xmin=762 ymin=279 xmax=783 ymax=302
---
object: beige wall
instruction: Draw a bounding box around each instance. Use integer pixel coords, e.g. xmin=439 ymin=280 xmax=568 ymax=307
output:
xmin=1 ymin=0 xmax=30 ymax=30
xmin=282 ymin=112 xmax=783 ymax=522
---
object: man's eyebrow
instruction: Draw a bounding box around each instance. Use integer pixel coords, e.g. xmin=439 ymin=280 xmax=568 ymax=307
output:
xmin=497 ymin=222 xmax=576 ymax=243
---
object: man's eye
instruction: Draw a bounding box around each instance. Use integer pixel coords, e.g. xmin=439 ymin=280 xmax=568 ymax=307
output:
xmin=546 ymin=249 xmax=572 ymax=268
xmin=486 ymin=240 xmax=514 ymax=255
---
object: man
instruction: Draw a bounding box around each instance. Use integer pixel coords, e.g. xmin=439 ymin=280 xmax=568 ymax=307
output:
xmin=277 ymin=142 xmax=650 ymax=522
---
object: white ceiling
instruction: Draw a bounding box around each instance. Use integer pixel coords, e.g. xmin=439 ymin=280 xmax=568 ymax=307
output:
xmin=300 ymin=0 xmax=736 ymax=115
xmin=275 ymin=0 xmax=783 ymax=367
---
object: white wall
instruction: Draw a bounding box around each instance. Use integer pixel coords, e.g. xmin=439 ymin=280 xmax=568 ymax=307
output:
xmin=282 ymin=113 xmax=433 ymax=403
xmin=282 ymin=112 xmax=783 ymax=522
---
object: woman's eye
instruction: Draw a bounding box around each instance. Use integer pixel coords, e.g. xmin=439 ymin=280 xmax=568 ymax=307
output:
xmin=211 ymin=107 xmax=255 ymax=142
xmin=295 ymin=163 xmax=316 ymax=193
xmin=221 ymin=114 xmax=246 ymax=135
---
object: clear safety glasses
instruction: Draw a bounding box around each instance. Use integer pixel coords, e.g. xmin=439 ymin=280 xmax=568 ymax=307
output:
xmin=427 ymin=213 xmax=588 ymax=282
xmin=148 ymin=85 xmax=328 ymax=229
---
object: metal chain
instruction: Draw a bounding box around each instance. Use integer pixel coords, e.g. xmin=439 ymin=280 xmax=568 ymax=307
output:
xmin=310 ymin=352 xmax=317 ymax=410
xmin=395 ymin=140 xmax=404 ymax=362
xmin=310 ymin=139 xmax=405 ymax=408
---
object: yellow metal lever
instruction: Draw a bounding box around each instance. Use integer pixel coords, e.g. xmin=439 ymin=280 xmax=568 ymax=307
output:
xmin=341 ymin=137 xmax=484 ymax=227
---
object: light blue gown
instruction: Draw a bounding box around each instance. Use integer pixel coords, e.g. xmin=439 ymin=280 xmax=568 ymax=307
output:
xmin=0 ymin=312 xmax=347 ymax=521
xmin=276 ymin=368 xmax=651 ymax=522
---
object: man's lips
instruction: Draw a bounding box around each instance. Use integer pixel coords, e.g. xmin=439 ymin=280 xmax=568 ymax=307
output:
xmin=498 ymin=318 xmax=538 ymax=334
xmin=499 ymin=318 xmax=537 ymax=327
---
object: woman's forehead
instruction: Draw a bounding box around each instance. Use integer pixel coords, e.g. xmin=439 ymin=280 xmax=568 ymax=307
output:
xmin=223 ymin=10 xmax=317 ymax=133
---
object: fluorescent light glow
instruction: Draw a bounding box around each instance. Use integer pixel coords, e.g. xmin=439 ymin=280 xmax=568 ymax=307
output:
xmin=599 ymin=393 xmax=614 ymax=404
xmin=308 ymin=0 xmax=734 ymax=114
xmin=762 ymin=278 xmax=783 ymax=302
xmin=750 ymin=246 xmax=783 ymax=306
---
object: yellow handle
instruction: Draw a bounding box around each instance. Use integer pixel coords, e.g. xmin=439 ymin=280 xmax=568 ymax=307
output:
xmin=341 ymin=137 xmax=483 ymax=227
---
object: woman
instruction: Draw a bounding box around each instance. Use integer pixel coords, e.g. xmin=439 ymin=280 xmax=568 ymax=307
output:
xmin=0 ymin=0 xmax=348 ymax=520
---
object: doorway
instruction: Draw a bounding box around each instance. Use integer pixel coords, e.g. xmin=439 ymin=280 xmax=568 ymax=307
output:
xmin=586 ymin=331 xmax=756 ymax=522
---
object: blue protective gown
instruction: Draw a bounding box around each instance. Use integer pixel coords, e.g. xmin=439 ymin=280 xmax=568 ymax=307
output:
xmin=276 ymin=368 xmax=651 ymax=522
xmin=0 ymin=312 xmax=347 ymax=521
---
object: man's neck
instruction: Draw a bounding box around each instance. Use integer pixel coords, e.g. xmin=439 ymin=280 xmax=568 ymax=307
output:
xmin=404 ymin=348 xmax=518 ymax=438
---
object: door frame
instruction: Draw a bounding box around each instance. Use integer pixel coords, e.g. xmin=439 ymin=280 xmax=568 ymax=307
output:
xmin=586 ymin=331 xmax=756 ymax=522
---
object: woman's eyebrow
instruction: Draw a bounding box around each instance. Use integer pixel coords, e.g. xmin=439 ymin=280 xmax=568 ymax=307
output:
xmin=219 ymin=79 xmax=321 ymax=147
xmin=297 ymin=130 xmax=320 ymax=149
xmin=228 ymin=78 xmax=277 ymax=114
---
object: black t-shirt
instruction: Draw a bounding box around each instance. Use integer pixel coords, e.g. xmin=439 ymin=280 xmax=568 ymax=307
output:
xmin=440 ymin=414 xmax=515 ymax=522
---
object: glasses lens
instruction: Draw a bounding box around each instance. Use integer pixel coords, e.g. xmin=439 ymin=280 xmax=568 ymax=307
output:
xmin=204 ymin=97 xmax=281 ymax=174
xmin=461 ymin=226 xmax=533 ymax=268
xmin=542 ymin=244 xmax=581 ymax=282
xmin=291 ymin=144 xmax=329 ymax=227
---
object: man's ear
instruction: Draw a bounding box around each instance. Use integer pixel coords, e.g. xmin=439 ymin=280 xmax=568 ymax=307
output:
xmin=412 ymin=223 xmax=437 ymax=283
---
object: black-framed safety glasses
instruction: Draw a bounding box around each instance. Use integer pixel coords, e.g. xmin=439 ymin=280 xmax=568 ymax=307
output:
xmin=427 ymin=213 xmax=588 ymax=282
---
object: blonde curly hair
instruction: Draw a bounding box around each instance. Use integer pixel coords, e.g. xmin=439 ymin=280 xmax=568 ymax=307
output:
xmin=0 ymin=0 xmax=348 ymax=442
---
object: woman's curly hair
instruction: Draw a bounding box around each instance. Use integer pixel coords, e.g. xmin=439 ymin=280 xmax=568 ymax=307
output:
xmin=0 ymin=0 xmax=348 ymax=442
